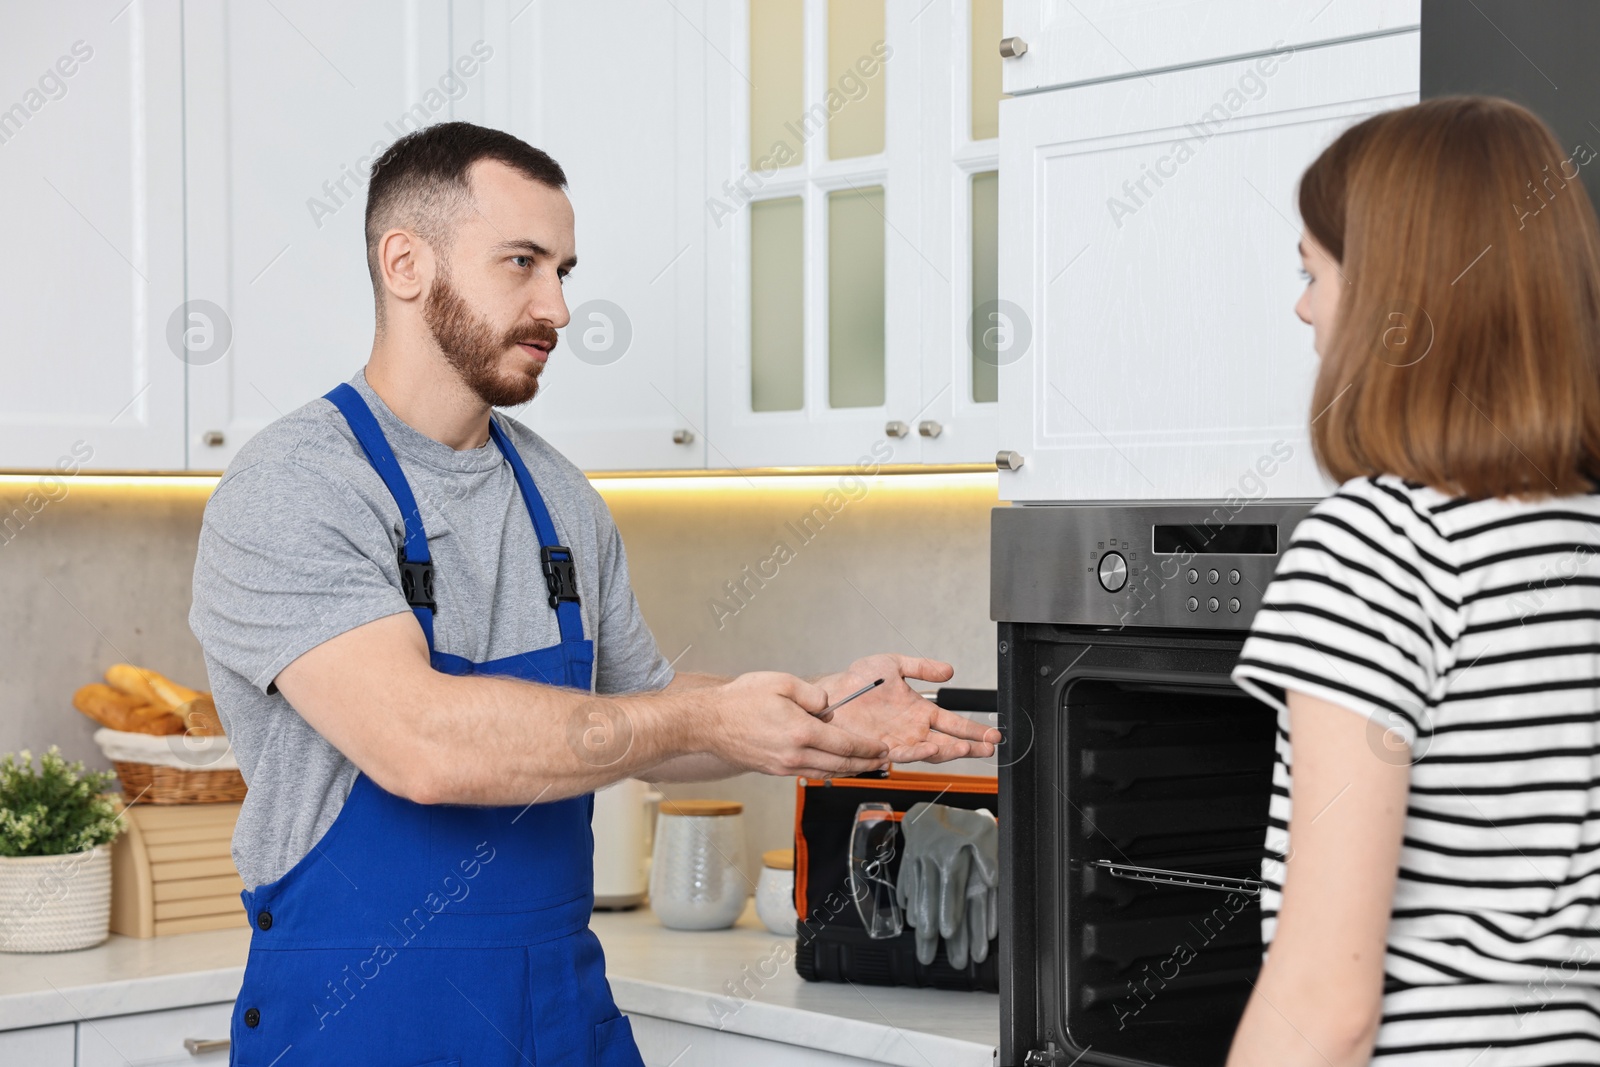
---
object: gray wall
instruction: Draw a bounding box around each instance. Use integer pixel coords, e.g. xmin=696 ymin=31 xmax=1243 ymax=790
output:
xmin=0 ymin=472 xmax=1000 ymax=880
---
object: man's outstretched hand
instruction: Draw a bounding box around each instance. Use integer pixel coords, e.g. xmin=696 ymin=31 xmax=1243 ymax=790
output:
xmin=815 ymin=654 xmax=1001 ymax=764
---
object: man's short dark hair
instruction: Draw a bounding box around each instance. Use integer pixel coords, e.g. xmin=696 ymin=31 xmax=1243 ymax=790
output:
xmin=364 ymin=121 xmax=567 ymax=319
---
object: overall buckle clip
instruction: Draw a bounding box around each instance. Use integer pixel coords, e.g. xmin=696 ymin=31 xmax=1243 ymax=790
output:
xmin=541 ymin=545 xmax=580 ymax=610
xmin=397 ymin=548 xmax=436 ymax=610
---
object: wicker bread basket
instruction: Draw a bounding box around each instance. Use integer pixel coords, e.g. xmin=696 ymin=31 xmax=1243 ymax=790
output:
xmin=94 ymin=728 xmax=246 ymax=805
xmin=110 ymin=761 xmax=246 ymax=805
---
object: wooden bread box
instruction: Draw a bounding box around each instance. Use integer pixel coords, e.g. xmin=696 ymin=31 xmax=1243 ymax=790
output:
xmin=110 ymin=800 xmax=248 ymax=937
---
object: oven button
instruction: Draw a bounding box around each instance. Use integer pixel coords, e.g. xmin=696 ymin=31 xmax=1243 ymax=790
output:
xmin=1207 ymin=596 xmax=1219 ymax=612
xmin=1097 ymin=551 xmax=1128 ymax=592
xmin=1187 ymin=568 xmax=1198 ymax=584
xmin=1229 ymin=597 xmax=1241 ymax=613
xmin=1207 ymin=568 xmax=1219 ymax=584
xmin=1229 ymin=569 xmax=1241 ymax=585
xmin=1186 ymin=596 xmax=1199 ymax=612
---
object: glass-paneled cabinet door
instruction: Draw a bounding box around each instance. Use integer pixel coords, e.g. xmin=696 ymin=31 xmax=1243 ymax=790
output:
xmin=907 ymin=0 xmax=1003 ymax=465
xmin=704 ymin=0 xmax=924 ymax=469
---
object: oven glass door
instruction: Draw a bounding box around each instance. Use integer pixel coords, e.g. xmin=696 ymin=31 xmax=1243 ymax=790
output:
xmin=1059 ymin=678 xmax=1275 ymax=1066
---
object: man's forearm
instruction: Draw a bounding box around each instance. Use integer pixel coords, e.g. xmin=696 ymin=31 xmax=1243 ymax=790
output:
xmin=332 ymin=664 xmax=707 ymax=806
xmin=635 ymin=669 xmax=740 ymax=782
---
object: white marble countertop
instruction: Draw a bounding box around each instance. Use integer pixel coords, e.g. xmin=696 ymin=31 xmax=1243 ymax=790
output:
xmin=0 ymin=926 xmax=250 ymax=1031
xmin=593 ymin=900 xmax=998 ymax=1067
xmin=0 ymin=903 xmax=998 ymax=1066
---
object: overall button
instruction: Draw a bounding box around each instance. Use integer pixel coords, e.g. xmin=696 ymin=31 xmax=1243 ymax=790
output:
xmin=1097 ymin=552 xmax=1128 ymax=592
xmin=1229 ymin=569 xmax=1241 ymax=585
xmin=1207 ymin=597 xmax=1219 ymax=612
xmin=1186 ymin=596 xmax=1199 ymax=612
xmin=245 ymin=1007 xmax=261 ymax=1028
xmin=1207 ymin=568 xmax=1219 ymax=585
xmin=1229 ymin=598 xmax=1241 ymax=613
xmin=1187 ymin=568 xmax=1199 ymax=584
xmin=256 ymin=911 xmax=273 ymax=931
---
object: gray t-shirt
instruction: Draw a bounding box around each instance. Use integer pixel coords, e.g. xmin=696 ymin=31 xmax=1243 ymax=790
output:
xmin=189 ymin=370 xmax=674 ymax=890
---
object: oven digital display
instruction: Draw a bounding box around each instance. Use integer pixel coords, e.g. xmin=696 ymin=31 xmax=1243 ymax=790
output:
xmin=1152 ymin=522 xmax=1278 ymax=555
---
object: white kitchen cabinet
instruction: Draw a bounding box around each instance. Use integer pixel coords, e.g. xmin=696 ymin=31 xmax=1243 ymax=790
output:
xmin=180 ymin=0 xmax=454 ymax=469
xmin=1001 ymin=0 xmax=1419 ymax=94
xmin=630 ymin=1012 xmax=973 ymax=1067
xmin=0 ymin=1022 xmax=73 ymax=1065
xmin=182 ymin=0 xmax=707 ymax=473
xmin=0 ymin=1 xmax=186 ymax=471
xmin=470 ymin=0 xmax=709 ymax=470
xmin=702 ymin=0 xmax=1006 ymax=470
xmin=996 ymin=30 xmax=1418 ymax=502
xmin=75 ymin=1001 xmax=232 ymax=1066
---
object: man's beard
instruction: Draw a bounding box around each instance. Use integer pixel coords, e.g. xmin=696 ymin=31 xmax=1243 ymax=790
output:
xmin=422 ymin=267 xmax=558 ymax=408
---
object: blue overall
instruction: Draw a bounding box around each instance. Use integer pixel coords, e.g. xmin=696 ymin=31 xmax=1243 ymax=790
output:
xmin=228 ymin=384 xmax=644 ymax=1067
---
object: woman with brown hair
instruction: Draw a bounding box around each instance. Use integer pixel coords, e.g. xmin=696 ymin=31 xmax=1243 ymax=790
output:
xmin=1228 ymin=96 xmax=1600 ymax=1065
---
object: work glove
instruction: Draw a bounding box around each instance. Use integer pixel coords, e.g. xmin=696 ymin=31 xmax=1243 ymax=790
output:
xmin=894 ymin=803 xmax=999 ymax=969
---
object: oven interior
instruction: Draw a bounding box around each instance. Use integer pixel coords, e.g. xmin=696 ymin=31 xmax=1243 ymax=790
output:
xmin=1061 ymin=677 xmax=1276 ymax=1066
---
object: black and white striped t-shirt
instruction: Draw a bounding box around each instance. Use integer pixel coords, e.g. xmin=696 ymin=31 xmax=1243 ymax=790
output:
xmin=1233 ymin=475 xmax=1600 ymax=1064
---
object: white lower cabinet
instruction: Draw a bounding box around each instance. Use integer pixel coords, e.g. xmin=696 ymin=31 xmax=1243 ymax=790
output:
xmin=75 ymin=1001 xmax=232 ymax=1067
xmin=629 ymin=1012 xmax=932 ymax=1067
xmin=0 ymin=1023 xmax=74 ymax=1066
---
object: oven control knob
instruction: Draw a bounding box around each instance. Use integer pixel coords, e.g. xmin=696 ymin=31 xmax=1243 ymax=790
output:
xmin=1097 ymin=551 xmax=1128 ymax=592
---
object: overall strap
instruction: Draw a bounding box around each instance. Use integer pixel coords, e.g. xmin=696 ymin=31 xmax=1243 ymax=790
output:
xmin=323 ymin=383 xmax=437 ymax=651
xmin=486 ymin=417 xmax=585 ymax=645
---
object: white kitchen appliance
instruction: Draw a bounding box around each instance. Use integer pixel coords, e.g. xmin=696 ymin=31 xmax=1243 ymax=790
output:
xmin=591 ymin=777 xmax=658 ymax=910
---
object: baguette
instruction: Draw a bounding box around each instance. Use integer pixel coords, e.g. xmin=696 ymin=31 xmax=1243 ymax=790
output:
xmin=73 ymin=683 xmax=145 ymax=731
xmin=104 ymin=663 xmax=205 ymax=711
xmin=104 ymin=663 xmax=166 ymax=708
xmin=177 ymin=695 xmax=225 ymax=737
xmin=126 ymin=704 xmax=185 ymax=736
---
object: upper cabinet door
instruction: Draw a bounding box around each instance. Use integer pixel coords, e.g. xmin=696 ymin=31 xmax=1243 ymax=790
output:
xmin=704 ymin=0 xmax=926 ymax=469
xmin=182 ymin=1 xmax=455 ymax=470
xmin=473 ymin=0 xmax=708 ymax=471
xmin=997 ymin=31 xmax=1419 ymax=503
xmin=1002 ymin=0 xmax=1419 ymax=94
xmin=0 ymin=1 xmax=185 ymax=471
xmin=184 ymin=0 xmax=707 ymax=472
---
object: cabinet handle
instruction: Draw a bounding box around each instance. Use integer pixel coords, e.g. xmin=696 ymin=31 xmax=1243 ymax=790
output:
xmin=672 ymin=428 xmax=695 ymax=445
xmin=884 ymin=421 xmax=909 ymax=438
xmin=999 ymin=36 xmax=1028 ymax=58
xmin=996 ymin=450 xmax=1025 ymax=471
xmin=917 ymin=420 xmax=943 ymax=439
xmin=184 ymin=1037 xmax=230 ymax=1054
xmin=201 ymin=430 xmax=225 ymax=447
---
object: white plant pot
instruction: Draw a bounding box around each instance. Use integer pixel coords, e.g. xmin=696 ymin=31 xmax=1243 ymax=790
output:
xmin=0 ymin=847 xmax=113 ymax=953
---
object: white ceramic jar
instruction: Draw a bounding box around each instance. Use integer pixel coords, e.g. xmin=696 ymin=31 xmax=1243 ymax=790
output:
xmin=649 ymin=799 xmax=747 ymax=930
xmin=755 ymin=848 xmax=797 ymax=936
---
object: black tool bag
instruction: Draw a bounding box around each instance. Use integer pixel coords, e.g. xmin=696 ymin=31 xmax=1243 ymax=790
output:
xmin=793 ymin=768 xmax=1000 ymax=992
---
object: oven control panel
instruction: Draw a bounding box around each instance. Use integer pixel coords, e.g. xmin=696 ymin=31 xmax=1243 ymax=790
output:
xmin=991 ymin=501 xmax=1317 ymax=629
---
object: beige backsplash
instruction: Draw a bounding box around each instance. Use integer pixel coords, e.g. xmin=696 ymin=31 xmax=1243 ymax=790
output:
xmin=0 ymin=470 xmax=1000 ymax=885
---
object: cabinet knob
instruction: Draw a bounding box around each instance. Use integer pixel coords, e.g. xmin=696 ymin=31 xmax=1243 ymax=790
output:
xmin=996 ymin=450 xmax=1025 ymax=471
xmin=917 ymin=420 xmax=943 ymax=439
xmin=999 ymin=36 xmax=1028 ymax=59
xmin=672 ymin=429 xmax=695 ymax=445
xmin=201 ymin=430 xmax=225 ymax=447
xmin=884 ymin=421 xmax=909 ymax=438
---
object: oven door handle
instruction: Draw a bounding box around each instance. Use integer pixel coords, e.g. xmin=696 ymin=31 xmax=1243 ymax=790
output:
xmin=1092 ymin=860 xmax=1262 ymax=897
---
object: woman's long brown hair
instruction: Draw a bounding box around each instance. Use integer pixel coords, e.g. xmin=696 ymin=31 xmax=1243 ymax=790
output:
xmin=1302 ymin=95 xmax=1600 ymax=499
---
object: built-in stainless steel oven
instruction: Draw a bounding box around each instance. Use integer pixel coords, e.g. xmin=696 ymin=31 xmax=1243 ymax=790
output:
xmin=992 ymin=501 xmax=1314 ymax=1067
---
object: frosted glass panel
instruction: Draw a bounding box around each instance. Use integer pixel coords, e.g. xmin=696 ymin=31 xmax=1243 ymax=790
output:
xmin=970 ymin=171 xmax=1000 ymax=403
xmin=751 ymin=0 xmax=805 ymax=169
xmin=827 ymin=0 xmax=886 ymax=160
xmin=751 ymin=198 xmax=805 ymax=412
xmin=971 ymin=0 xmax=1003 ymax=141
xmin=828 ymin=186 xmax=885 ymax=409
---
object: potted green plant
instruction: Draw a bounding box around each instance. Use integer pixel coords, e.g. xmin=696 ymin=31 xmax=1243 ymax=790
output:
xmin=0 ymin=747 xmax=122 ymax=952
